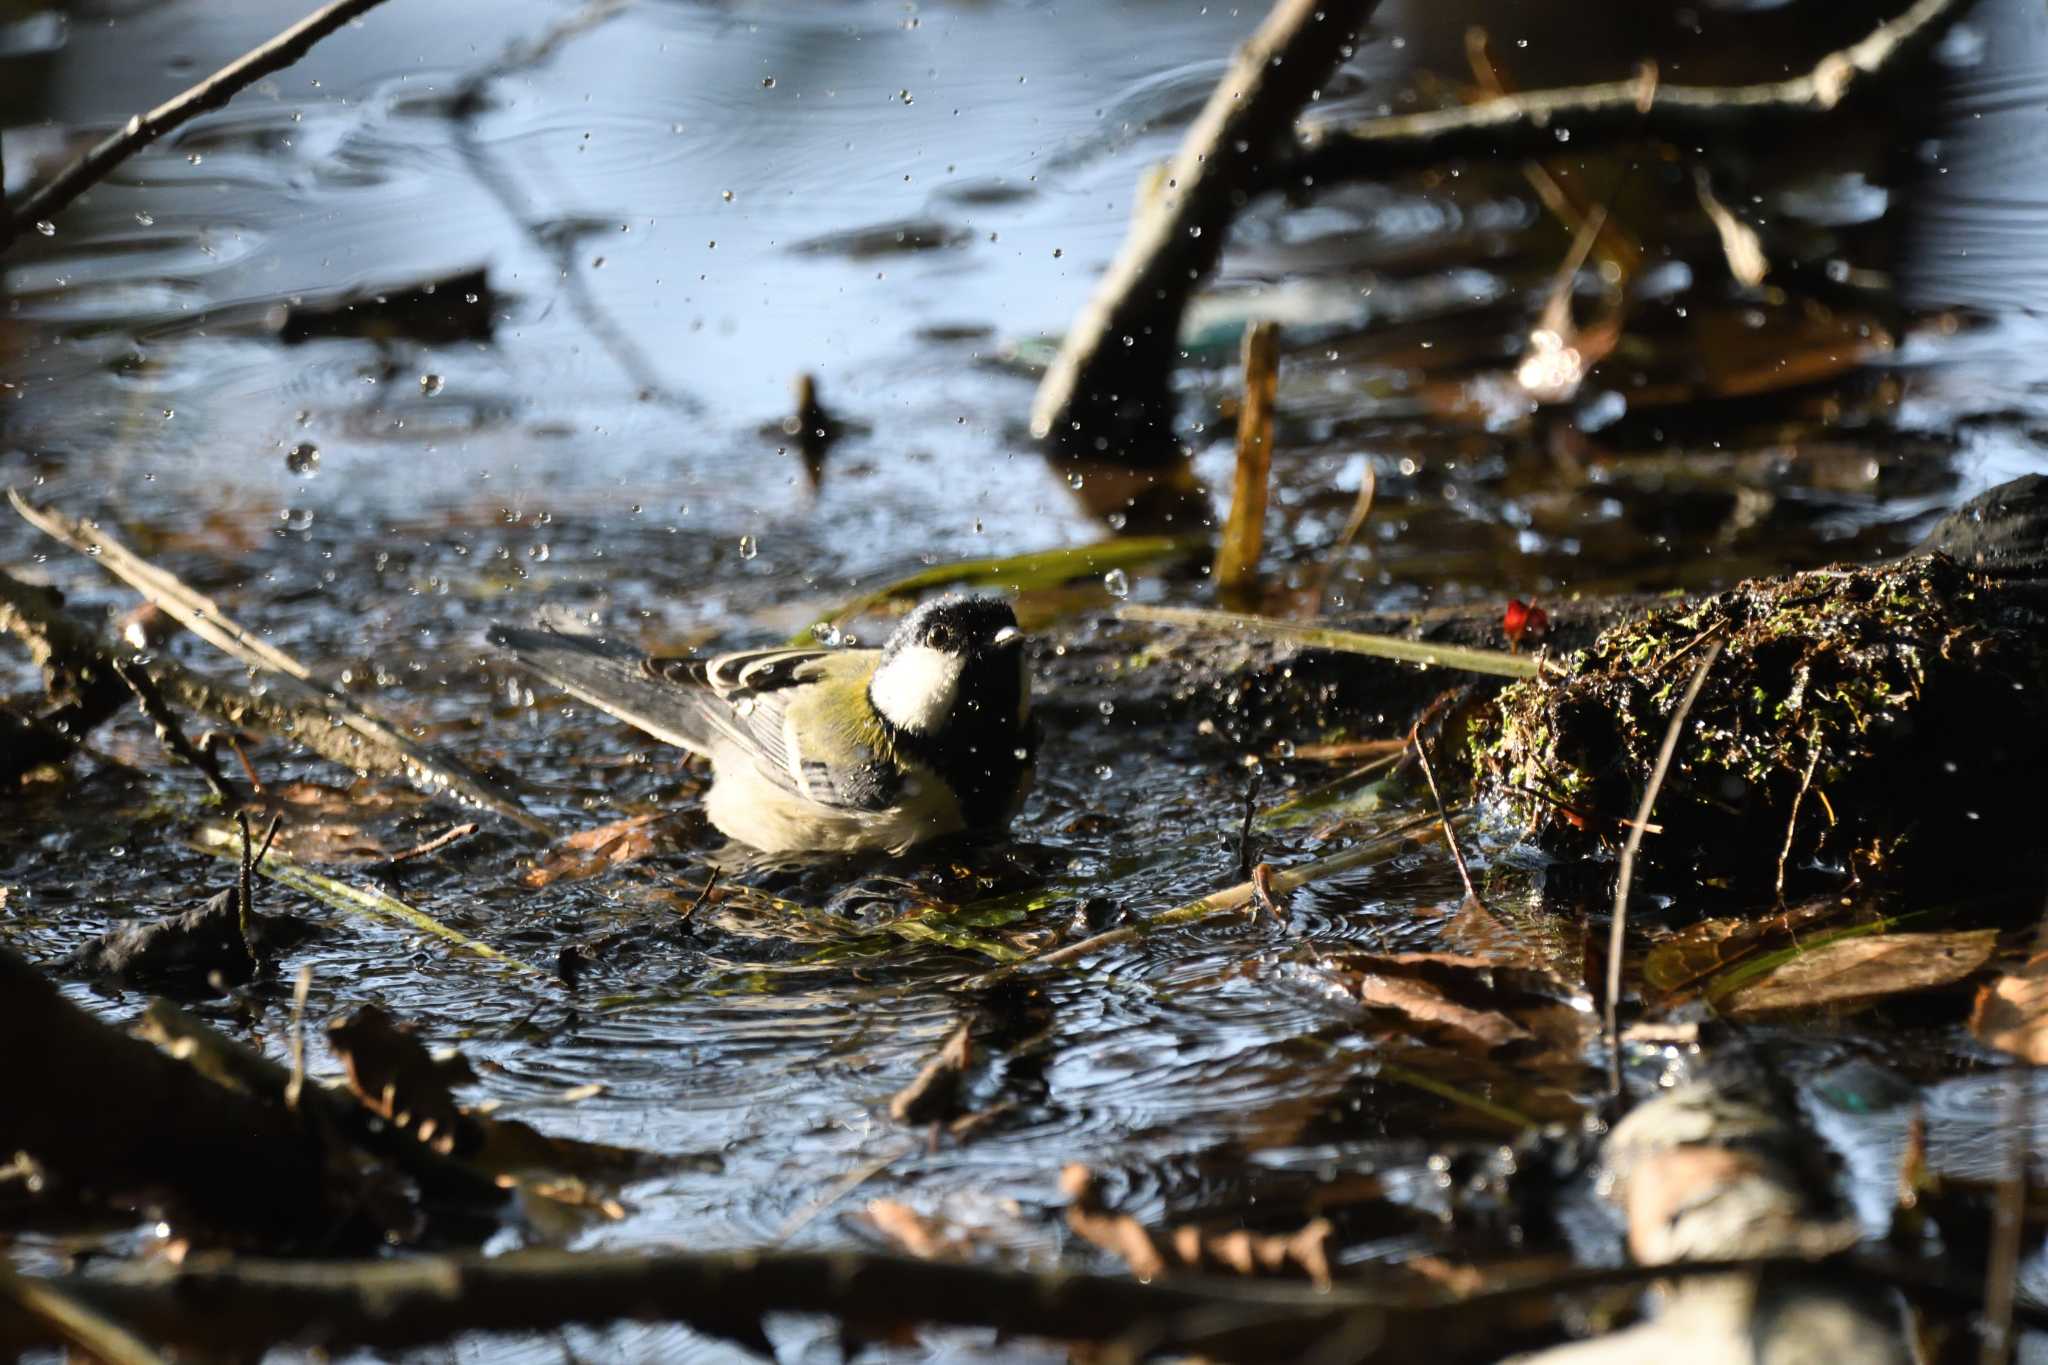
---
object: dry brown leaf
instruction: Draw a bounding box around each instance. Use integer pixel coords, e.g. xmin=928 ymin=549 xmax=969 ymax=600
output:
xmin=1346 ymin=972 xmax=1531 ymax=1051
xmin=523 ymin=813 xmax=684 ymax=887
xmin=1971 ymin=951 xmax=2048 ymax=1063
xmin=1314 ymin=951 xmax=1592 ymax=1058
xmin=1722 ymin=929 xmax=1997 ymax=1017
xmin=1642 ymin=899 xmax=1842 ymax=999
xmin=328 ymin=1005 xmax=480 ymax=1156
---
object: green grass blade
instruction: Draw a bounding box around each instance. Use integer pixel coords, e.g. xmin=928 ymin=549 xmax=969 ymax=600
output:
xmin=1120 ymin=604 xmax=1553 ymax=679
xmin=793 ymin=536 xmax=1205 ymax=642
xmin=194 ymin=825 xmax=543 ymax=977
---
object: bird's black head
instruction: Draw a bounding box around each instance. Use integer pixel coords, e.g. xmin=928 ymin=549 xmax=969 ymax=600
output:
xmin=881 ymin=594 xmax=1023 ymax=663
xmin=870 ymin=595 xmax=1035 ymax=828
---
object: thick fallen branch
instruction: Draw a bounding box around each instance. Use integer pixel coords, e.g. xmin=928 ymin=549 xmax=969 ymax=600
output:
xmin=10 ymin=491 xmax=547 ymax=832
xmin=0 ymin=947 xmax=344 ymax=1244
xmin=1032 ymin=0 xmax=1965 ymax=456
xmin=1028 ymin=0 xmax=1383 ymax=455
xmin=5 ymin=0 xmax=396 ymax=242
xmin=0 ymin=1243 xmax=2025 ymax=1361
xmin=1294 ymin=0 xmax=1965 ymax=182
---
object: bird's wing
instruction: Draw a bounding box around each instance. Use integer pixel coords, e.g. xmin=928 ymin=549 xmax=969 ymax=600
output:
xmin=663 ymin=646 xmax=902 ymax=811
xmin=491 ymin=625 xmax=897 ymax=811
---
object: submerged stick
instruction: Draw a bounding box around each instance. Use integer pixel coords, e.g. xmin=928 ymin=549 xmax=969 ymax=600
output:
xmin=7 ymin=0 xmax=396 ymax=240
xmin=1122 ymin=603 xmax=1555 ymax=680
xmin=10 ymin=490 xmax=547 ymax=833
xmin=1215 ymin=321 xmax=1280 ymax=598
xmin=1605 ymin=638 xmax=1723 ymax=1095
xmin=1029 ymin=0 xmax=1382 ymax=453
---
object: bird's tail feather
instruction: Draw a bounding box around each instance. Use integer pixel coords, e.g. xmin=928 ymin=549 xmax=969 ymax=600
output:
xmin=489 ymin=622 xmax=713 ymax=754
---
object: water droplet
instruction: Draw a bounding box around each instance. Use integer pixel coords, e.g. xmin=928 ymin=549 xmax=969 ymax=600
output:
xmin=1052 ymin=247 xmax=1063 ymax=258
xmin=898 ymin=89 xmax=914 ymax=104
xmin=134 ymin=211 xmax=155 ymax=227
xmin=1066 ymin=472 xmax=1085 ymax=490
xmin=737 ymin=534 xmax=758 ymax=560
xmin=419 ymin=373 xmax=444 ymax=396
xmin=1103 ymin=568 xmax=1130 ymax=599
xmin=761 ymin=76 xmax=777 ymax=88
xmin=722 ymin=190 xmax=734 ymax=203
xmin=527 ymin=543 xmax=550 ymax=562
xmin=33 ymin=220 xmax=54 ymax=237
xmin=1093 ymin=764 xmax=1115 ymax=781
xmin=1274 ymin=739 xmax=1297 ymax=758
xmin=286 ymin=443 xmax=320 ymax=476
xmin=1097 ymin=700 xmax=1116 ymax=717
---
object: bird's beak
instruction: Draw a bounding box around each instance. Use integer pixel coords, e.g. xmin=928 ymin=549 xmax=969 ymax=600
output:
xmin=991 ymin=625 xmax=1023 ymax=648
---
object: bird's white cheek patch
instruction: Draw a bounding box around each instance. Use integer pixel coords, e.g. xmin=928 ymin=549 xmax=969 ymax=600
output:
xmin=870 ymin=644 xmax=964 ymax=734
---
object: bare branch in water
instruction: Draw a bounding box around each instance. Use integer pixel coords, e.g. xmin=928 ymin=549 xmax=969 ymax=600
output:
xmin=6 ymin=0 xmax=397 ymax=242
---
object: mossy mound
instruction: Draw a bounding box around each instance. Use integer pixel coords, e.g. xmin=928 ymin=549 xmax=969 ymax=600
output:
xmin=1476 ymin=555 xmax=2048 ymax=893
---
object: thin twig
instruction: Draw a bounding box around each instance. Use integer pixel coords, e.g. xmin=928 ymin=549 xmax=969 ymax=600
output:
xmin=1296 ymin=0 xmax=1966 ymax=181
xmin=679 ymin=867 xmax=722 ymax=923
xmin=1313 ymin=461 xmax=1376 ymax=616
xmin=0 ymin=1267 xmax=166 ymax=1365
xmin=285 ymin=965 xmax=314 ymax=1111
xmin=1981 ymin=890 xmax=2048 ymax=1365
xmin=1411 ymin=725 xmax=1487 ymax=917
xmin=111 ymin=657 xmax=238 ymax=803
xmin=1775 ymin=724 xmax=1824 ymax=903
xmin=10 ymin=490 xmax=547 ymax=833
xmin=1606 ymin=638 xmax=1724 ymax=1096
xmin=379 ymin=823 xmax=481 ymax=866
xmin=8 ymin=0 xmax=396 ymax=239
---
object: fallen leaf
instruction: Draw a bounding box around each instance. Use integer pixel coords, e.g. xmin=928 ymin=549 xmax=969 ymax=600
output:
xmin=329 ymin=1005 xmax=480 ymax=1156
xmin=1721 ymin=929 xmax=1997 ymax=1017
xmin=523 ymin=813 xmax=684 ymax=887
xmin=1971 ymin=951 xmax=2048 ymax=1063
xmin=1346 ymin=972 xmax=1531 ymax=1051
xmin=1642 ymin=899 xmax=1842 ymax=999
xmin=1313 ymin=951 xmax=1593 ymax=1058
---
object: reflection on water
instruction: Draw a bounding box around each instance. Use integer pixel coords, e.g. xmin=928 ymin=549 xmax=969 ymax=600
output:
xmin=6 ymin=0 xmax=2048 ymax=1354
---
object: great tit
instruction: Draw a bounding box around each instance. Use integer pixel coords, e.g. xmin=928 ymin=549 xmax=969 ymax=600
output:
xmin=490 ymin=595 xmax=1036 ymax=854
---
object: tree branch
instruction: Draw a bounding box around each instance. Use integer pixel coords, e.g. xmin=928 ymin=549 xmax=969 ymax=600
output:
xmin=1292 ymin=0 xmax=1966 ymax=183
xmin=1028 ymin=0 xmax=1384 ymax=458
xmin=5 ymin=0 xmax=396 ymax=242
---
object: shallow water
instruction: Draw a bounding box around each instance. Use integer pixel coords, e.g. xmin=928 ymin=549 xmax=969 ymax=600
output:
xmin=6 ymin=0 xmax=2048 ymax=1359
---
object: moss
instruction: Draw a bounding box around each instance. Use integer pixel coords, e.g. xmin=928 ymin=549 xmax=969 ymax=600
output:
xmin=1476 ymin=556 xmax=2048 ymax=894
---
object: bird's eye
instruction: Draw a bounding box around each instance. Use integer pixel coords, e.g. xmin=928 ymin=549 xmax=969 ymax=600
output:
xmin=928 ymin=625 xmax=956 ymax=650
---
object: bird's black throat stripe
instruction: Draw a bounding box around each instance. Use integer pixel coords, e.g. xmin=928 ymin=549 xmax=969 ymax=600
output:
xmin=878 ymin=650 xmax=1034 ymax=831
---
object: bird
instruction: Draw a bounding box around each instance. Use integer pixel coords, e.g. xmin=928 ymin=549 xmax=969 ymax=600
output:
xmin=490 ymin=595 xmax=1036 ymax=854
